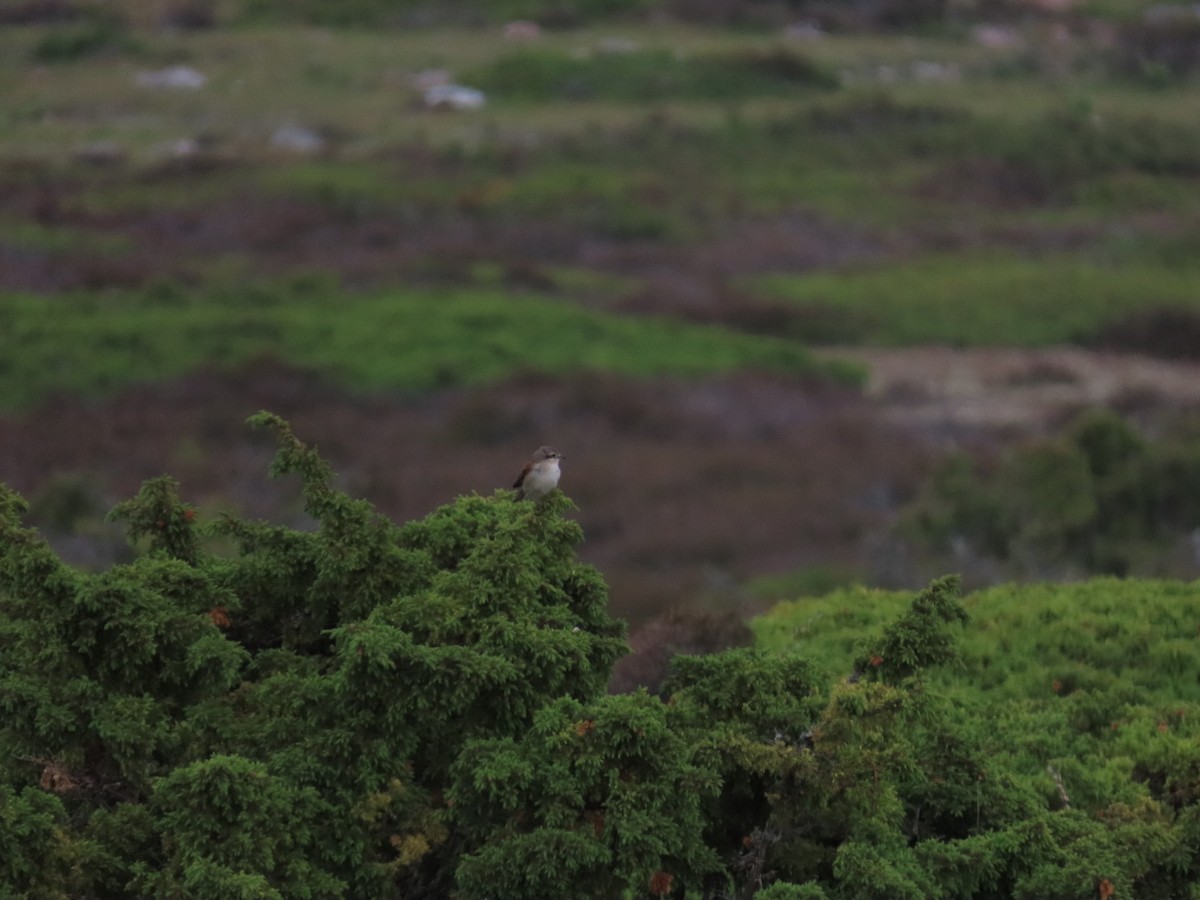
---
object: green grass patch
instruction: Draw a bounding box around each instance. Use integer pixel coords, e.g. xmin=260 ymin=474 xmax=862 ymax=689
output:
xmin=0 ymin=219 xmax=133 ymax=257
xmin=746 ymin=564 xmax=862 ymax=602
xmin=751 ymin=252 xmax=1200 ymax=345
xmin=257 ymin=160 xmax=442 ymax=211
xmin=465 ymin=46 xmax=838 ymax=104
xmin=32 ymin=19 xmax=140 ymax=64
xmin=0 ymin=282 xmax=858 ymax=411
xmin=71 ymin=171 xmax=249 ymax=216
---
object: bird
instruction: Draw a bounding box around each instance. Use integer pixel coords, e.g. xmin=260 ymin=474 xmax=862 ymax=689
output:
xmin=512 ymin=446 xmax=564 ymax=501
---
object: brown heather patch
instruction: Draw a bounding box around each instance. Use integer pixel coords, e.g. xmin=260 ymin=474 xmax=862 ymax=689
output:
xmin=0 ymin=159 xmax=896 ymax=301
xmin=7 ymin=349 xmax=1200 ymax=644
xmin=609 ymin=607 xmax=754 ymax=695
xmin=0 ymin=363 xmax=937 ymax=627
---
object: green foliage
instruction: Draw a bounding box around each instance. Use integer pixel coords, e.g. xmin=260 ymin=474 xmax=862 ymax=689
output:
xmin=755 ymin=577 xmax=1200 ymax=707
xmin=0 ymin=785 xmax=81 ymax=898
xmin=451 ymin=692 xmax=721 ymax=898
xmin=664 ymin=648 xmax=825 ymax=740
xmin=903 ymin=409 xmax=1200 ymax=575
xmin=659 ymin=580 xmax=973 ymax=897
xmin=756 ymin=883 xmax=829 ymax=900
xmin=752 ymin=576 xmax=1200 ymax=896
xmin=995 ymin=105 xmax=1200 ymax=187
xmin=108 ymin=476 xmax=201 ymax=564
xmin=139 ymin=754 xmax=344 ymax=898
xmin=755 ymin=577 xmax=1200 ymax=819
xmin=0 ymin=415 xmax=625 ymax=897
xmin=753 ymin=252 xmax=1200 ymax=346
xmin=851 ymin=574 xmax=969 ymax=683
xmin=32 ymin=18 xmax=137 ymax=64
xmin=0 ymin=283 xmax=853 ymax=412
xmin=466 ymin=47 xmax=836 ymax=104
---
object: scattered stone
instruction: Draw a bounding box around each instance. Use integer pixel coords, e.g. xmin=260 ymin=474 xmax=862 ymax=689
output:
xmin=134 ymin=65 xmax=207 ymax=89
xmin=503 ymin=19 xmax=541 ymax=40
xmin=973 ymin=24 xmax=1024 ymax=49
xmin=1144 ymin=3 xmax=1200 ymax=21
xmin=596 ymin=37 xmax=639 ymax=54
xmin=410 ymin=68 xmax=451 ymax=92
xmin=157 ymin=137 xmax=201 ymax=159
xmin=423 ymin=84 xmax=486 ymax=111
xmin=784 ymin=21 xmax=824 ymax=40
xmin=1025 ymin=0 xmax=1075 ymax=12
xmin=270 ymin=124 xmax=324 ymax=153
xmin=913 ymin=61 xmax=960 ymax=81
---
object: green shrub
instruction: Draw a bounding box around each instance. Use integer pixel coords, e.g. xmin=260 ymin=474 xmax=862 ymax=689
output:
xmin=754 ymin=577 xmax=1200 ymax=807
xmin=995 ymin=106 xmax=1200 ymax=191
xmin=0 ymin=414 xmax=625 ymax=896
xmin=451 ymin=692 xmax=722 ymax=898
xmin=466 ymin=47 xmax=836 ymax=104
xmin=33 ymin=18 xmax=136 ymax=63
xmin=755 ymin=883 xmax=829 ymax=900
xmin=901 ymin=409 xmax=1200 ymax=576
xmin=0 ymin=785 xmax=81 ymax=896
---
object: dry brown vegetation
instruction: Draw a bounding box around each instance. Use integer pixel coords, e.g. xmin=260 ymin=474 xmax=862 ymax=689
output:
xmin=0 ymin=362 xmax=938 ymax=627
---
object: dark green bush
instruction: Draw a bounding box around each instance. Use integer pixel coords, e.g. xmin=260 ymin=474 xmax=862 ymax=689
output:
xmin=0 ymin=413 xmax=625 ymax=896
xmin=993 ymin=107 xmax=1200 ymax=199
xmin=467 ymin=47 xmax=836 ymax=105
xmin=451 ymin=692 xmax=722 ymax=898
xmin=902 ymin=408 xmax=1200 ymax=576
xmin=33 ymin=18 xmax=136 ymax=63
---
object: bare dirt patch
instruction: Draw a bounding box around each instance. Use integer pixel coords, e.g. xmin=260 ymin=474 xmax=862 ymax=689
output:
xmin=821 ymin=345 xmax=1200 ymax=436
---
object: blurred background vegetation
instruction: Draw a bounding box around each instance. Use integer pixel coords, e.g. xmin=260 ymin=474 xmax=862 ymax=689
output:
xmin=2 ymin=0 xmax=1199 ymax=660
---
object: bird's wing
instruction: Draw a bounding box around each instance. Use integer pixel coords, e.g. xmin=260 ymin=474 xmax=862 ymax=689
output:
xmin=512 ymin=462 xmax=532 ymax=490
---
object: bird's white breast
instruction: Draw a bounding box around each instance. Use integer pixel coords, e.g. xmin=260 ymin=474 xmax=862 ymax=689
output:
xmin=523 ymin=458 xmax=561 ymax=498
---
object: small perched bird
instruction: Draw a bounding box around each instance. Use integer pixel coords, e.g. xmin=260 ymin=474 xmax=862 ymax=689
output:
xmin=513 ymin=446 xmax=564 ymax=501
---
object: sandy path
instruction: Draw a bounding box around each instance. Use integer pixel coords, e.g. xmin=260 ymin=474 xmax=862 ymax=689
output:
xmin=818 ymin=346 xmax=1200 ymax=433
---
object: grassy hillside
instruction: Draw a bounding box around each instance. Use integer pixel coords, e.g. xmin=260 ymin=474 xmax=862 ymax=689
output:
xmin=3 ymin=17 xmax=1198 ymax=372
xmin=753 ymin=578 xmax=1200 ymax=812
